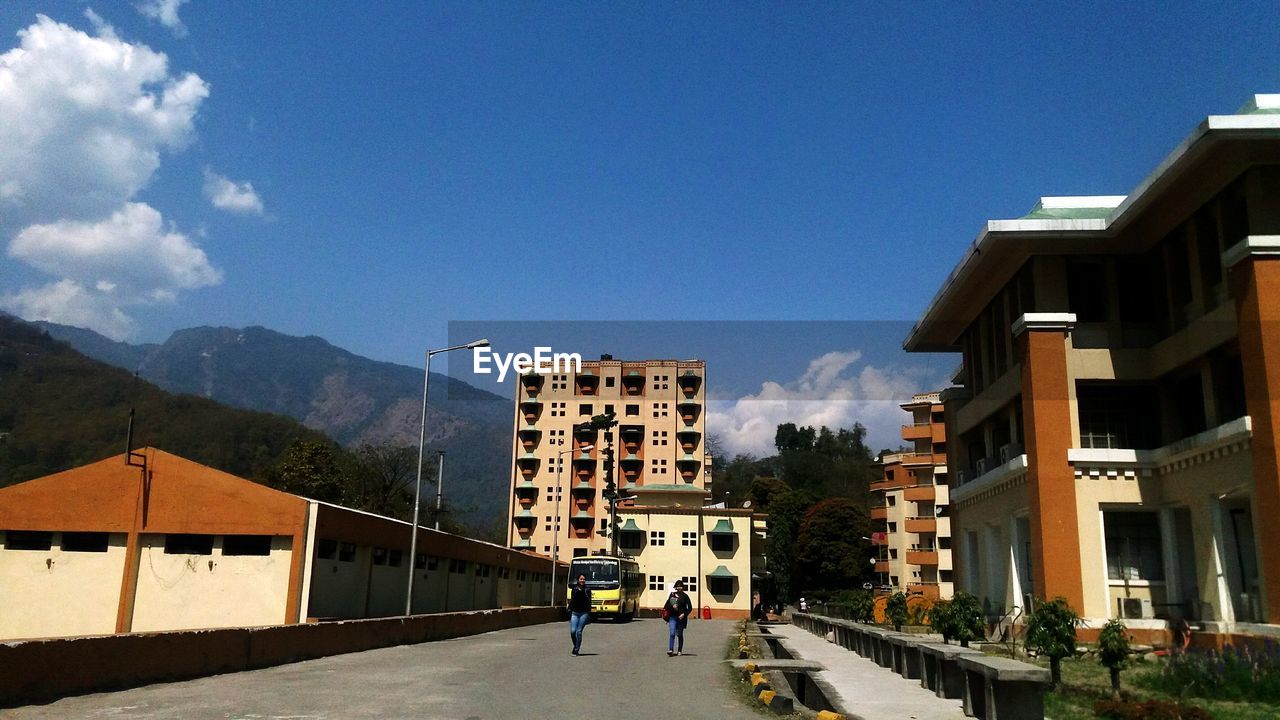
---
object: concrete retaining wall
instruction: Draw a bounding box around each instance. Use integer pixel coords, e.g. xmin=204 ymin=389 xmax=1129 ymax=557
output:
xmin=1 ymin=606 xmax=559 ymax=708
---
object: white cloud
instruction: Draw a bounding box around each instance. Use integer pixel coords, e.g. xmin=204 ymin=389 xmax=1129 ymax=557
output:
xmin=1 ymin=280 xmax=135 ymax=340
xmin=134 ymin=0 xmax=190 ymax=38
xmin=0 ymin=14 xmax=208 ymax=230
xmin=0 ymin=15 xmax=216 ymax=339
xmin=8 ymin=202 xmax=222 ymax=300
xmin=707 ymin=350 xmax=937 ymax=458
xmin=203 ymin=169 xmax=265 ymax=215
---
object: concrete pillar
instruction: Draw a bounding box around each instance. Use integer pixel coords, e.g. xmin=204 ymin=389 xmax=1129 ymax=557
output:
xmin=1014 ymin=313 xmax=1086 ymax=612
xmin=1226 ymin=242 xmax=1280 ymax=622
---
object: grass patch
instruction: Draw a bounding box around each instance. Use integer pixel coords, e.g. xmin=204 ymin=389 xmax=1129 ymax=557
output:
xmin=1009 ymin=653 xmax=1279 ymax=720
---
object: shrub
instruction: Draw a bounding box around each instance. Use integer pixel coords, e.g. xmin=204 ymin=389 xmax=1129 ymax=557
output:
xmin=948 ymin=592 xmax=985 ymax=647
xmin=886 ymin=591 xmax=908 ymax=631
xmin=930 ymin=599 xmax=955 ymax=642
xmin=1092 ymin=699 xmax=1212 ymax=720
xmin=1025 ymin=596 xmax=1080 ymax=689
xmin=849 ymin=590 xmax=874 ymax=623
xmin=1140 ymin=640 xmax=1280 ymax=703
xmin=1097 ymin=618 xmax=1131 ymax=699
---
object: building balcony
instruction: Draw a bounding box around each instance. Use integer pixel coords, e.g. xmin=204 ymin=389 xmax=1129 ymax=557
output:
xmin=903 ymin=485 xmax=936 ymax=502
xmin=901 ymin=423 xmax=933 ymax=441
xmin=874 ymin=561 xmax=890 ymax=574
xmin=901 ymin=452 xmax=943 ymax=467
xmin=521 ymin=373 xmax=544 ymax=396
xmin=575 ymin=372 xmax=599 ymax=396
xmin=679 ymin=371 xmax=702 ymax=396
xmin=905 ymin=517 xmax=936 ymax=533
xmin=514 ymin=481 xmax=538 ymax=498
xmin=571 ymin=481 xmax=594 ymax=495
xmin=621 ymin=371 xmax=645 ymax=396
xmin=906 ymin=550 xmax=939 ymax=566
xmin=871 ymin=506 xmax=889 ymax=521
xmin=906 ymin=583 xmax=940 ymax=600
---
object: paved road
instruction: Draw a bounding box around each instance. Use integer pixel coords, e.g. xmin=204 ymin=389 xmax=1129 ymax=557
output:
xmin=2 ymin=618 xmax=760 ymax=720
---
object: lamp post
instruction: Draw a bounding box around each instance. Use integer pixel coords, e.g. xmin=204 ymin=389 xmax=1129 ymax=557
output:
xmin=405 ymin=338 xmax=490 ymax=616
xmin=550 ymin=441 xmax=591 ymax=606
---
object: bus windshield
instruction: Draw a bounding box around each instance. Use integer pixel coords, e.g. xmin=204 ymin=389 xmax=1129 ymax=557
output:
xmin=571 ymin=559 xmax=619 ymax=588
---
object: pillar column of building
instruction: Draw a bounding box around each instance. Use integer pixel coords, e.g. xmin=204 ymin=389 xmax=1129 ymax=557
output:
xmin=1013 ymin=313 xmax=1085 ymax=612
xmin=1226 ymin=240 xmax=1280 ymax=623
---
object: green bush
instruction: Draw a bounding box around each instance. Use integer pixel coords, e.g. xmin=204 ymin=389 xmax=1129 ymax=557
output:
xmin=948 ymin=592 xmax=985 ymax=647
xmin=1092 ymin=699 xmax=1212 ymax=720
xmin=1140 ymin=640 xmax=1280 ymax=703
xmin=1026 ymin=597 xmax=1080 ymax=689
xmin=886 ymin=591 xmax=908 ymax=631
xmin=1097 ymin=618 xmax=1131 ymax=699
xmin=930 ymin=599 xmax=955 ymax=641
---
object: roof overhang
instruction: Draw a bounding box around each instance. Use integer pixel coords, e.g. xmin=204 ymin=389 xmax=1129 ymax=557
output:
xmin=904 ymin=108 xmax=1280 ymax=352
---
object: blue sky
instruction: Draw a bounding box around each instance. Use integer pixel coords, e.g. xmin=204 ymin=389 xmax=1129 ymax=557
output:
xmin=2 ymin=2 xmax=1279 ymax=454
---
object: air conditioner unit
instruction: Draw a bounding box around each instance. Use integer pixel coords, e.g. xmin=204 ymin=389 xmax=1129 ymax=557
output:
xmin=1118 ymin=597 xmax=1153 ymax=619
xmin=955 ymin=470 xmax=969 ymax=485
xmin=998 ymin=444 xmax=1012 ymax=463
xmin=975 ymin=458 xmax=988 ymax=475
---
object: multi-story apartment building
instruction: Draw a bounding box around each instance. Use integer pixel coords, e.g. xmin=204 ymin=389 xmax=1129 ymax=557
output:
xmin=903 ymin=94 xmax=1280 ymax=639
xmin=506 ymin=357 xmax=708 ymax=558
xmin=871 ymin=392 xmax=953 ymax=599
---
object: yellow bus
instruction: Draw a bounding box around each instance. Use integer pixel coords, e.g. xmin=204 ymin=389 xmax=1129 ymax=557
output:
xmin=568 ymin=555 xmax=643 ymax=620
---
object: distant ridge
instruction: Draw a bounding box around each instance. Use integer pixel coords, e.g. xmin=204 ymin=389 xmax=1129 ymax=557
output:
xmin=33 ymin=320 xmax=515 ymax=530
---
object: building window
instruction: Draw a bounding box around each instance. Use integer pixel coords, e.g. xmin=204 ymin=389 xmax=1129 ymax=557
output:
xmin=650 ymin=531 xmax=665 ymax=546
xmin=620 ymin=532 xmax=644 ymax=551
xmin=317 ymin=538 xmax=338 ymax=560
xmin=709 ymin=533 xmax=734 ymax=553
xmin=339 ymin=542 xmax=356 ymax=562
xmin=680 ymin=576 xmax=698 ymax=592
xmin=1105 ymin=511 xmax=1165 ymax=581
xmin=682 ymin=531 xmax=697 ymax=547
xmin=388 ymin=549 xmax=403 ymax=567
xmin=372 ymin=547 xmax=389 ymax=565
xmin=61 ymin=531 xmax=109 ymax=553
xmin=427 ymin=556 xmax=440 ymax=571
xmin=626 ymin=404 xmax=640 ymax=416
xmin=450 ymin=559 xmax=468 ymax=574
xmin=4 ymin=530 xmax=53 ymax=551
xmin=223 ymin=535 xmax=273 ymax=556
xmin=415 ymin=553 xmax=427 ymax=570
xmin=164 ymin=534 xmax=214 ymax=555
xmin=604 ymin=404 xmax=614 ymax=414
xmin=605 ymin=377 xmax=615 ymax=387
xmin=653 ymin=403 xmax=669 ymax=418
xmin=579 ymin=403 xmax=593 ymax=416
xmin=649 ymin=575 xmax=665 ymax=591
xmin=573 ymin=548 xmax=588 ymax=557
xmin=708 ymin=577 xmax=733 ymax=596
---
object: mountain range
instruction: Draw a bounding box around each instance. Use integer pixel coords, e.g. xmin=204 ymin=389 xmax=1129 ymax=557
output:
xmin=32 ymin=321 xmax=516 ymax=531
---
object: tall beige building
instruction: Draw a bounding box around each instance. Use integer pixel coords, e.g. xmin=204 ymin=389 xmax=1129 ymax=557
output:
xmin=506 ymin=357 xmax=708 ymax=558
xmin=871 ymin=392 xmax=953 ymax=600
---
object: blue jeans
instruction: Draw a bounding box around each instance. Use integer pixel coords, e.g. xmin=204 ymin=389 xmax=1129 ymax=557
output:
xmin=667 ymin=616 xmax=686 ymax=652
xmin=569 ymin=611 xmax=589 ymax=652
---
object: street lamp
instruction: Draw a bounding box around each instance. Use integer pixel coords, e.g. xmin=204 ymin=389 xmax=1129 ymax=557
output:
xmin=550 ymin=441 xmax=591 ymax=606
xmin=405 ymin=338 xmax=490 ymax=616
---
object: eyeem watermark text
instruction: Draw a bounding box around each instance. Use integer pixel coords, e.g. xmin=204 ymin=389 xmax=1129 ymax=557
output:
xmin=473 ymin=346 xmax=582 ymax=382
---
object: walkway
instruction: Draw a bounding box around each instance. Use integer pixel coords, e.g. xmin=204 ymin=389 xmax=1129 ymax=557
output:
xmin=2 ymin=619 xmax=757 ymax=720
xmin=763 ymin=623 xmax=968 ymax=720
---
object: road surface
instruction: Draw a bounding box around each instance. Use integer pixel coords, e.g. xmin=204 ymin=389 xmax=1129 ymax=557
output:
xmin=2 ymin=618 xmax=760 ymax=720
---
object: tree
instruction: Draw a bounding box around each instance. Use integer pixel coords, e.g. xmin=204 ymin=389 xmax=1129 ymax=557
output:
xmin=1097 ymin=618 xmax=1131 ymax=699
xmin=794 ymin=498 xmax=871 ymax=593
xmin=929 ymin=598 xmax=955 ymax=641
xmin=1025 ymin=597 xmax=1081 ymax=689
xmin=948 ymin=592 xmax=986 ymax=647
xmin=350 ymin=443 xmax=421 ymax=519
xmin=764 ymin=489 xmax=810 ymax=603
xmin=261 ymin=440 xmax=355 ymax=504
xmin=748 ymin=475 xmax=789 ymax=510
xmin=886 ymin=591 xmax=908 ymax=631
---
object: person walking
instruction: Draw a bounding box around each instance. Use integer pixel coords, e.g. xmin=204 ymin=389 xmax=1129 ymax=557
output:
xmin=663 ymin=579 xmax=693 ymax=656
xmin=567 ymin=573 xmax=591 ymax=656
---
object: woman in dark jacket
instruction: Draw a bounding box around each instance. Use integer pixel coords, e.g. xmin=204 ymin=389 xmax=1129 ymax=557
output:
xmin=663 ymin=580 xmax=694 ymax=656
xmin=567 ymin=574 xmax=591 ymax=656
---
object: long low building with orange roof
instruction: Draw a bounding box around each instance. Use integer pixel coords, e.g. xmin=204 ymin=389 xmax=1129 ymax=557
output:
xmin=0 ymin=448 xmax=556 ymax=641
